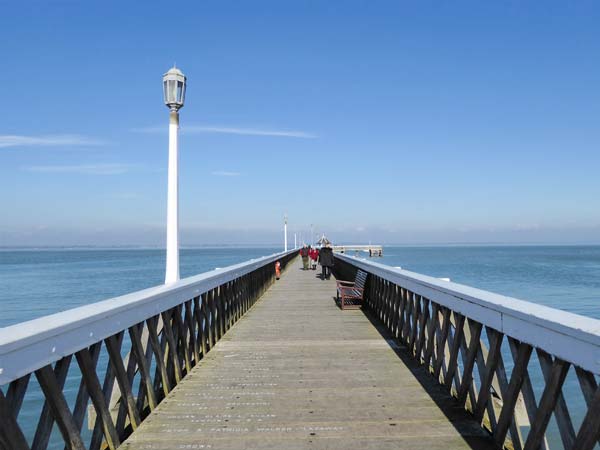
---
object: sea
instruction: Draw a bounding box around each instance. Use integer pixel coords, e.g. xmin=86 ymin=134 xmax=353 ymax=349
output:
xmin=1 ymin=245 xmax=599 ymax=448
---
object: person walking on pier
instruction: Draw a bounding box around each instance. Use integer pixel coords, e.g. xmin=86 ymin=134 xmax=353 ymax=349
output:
xmin=309 ymin=246 xmax=319 ymax=270
xmin=318 ymin=244 xmax=334 ymax=279
xmin=300 ymin=245 xmax=310 ymax=270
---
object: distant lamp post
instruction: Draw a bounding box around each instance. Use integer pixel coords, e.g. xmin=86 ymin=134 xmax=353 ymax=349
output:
xmin=163 ymin=66 xmax=186 ymax=284
xmin=284 ymin=215 xmax=288 ymax=252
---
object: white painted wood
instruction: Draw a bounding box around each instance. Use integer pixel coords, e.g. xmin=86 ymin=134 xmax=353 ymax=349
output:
xmin=165 ymin=110 xmax=180 ymax=284
xmin=284 ymin=215 xmax=288 ymax=252
xmin=336 ymin=253 xmax=600 ymax=374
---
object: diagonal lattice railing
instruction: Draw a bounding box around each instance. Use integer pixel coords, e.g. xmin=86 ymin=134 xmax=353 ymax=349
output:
xmin=334 ymin=253 xmax=600 ymax=450
xmin=0 ymin=250 xmax=297 ymax=450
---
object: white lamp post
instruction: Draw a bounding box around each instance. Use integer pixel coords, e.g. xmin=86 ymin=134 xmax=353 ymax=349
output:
xmin=284 ymin=214 xmax=288 ymax=252
xmin=163 ymin=66 xmax=186 ymax=284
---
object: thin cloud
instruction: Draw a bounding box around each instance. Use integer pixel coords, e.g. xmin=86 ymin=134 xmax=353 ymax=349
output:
xmin=212 ymin=170 xmax=240 ymax=177
xmin=23 ymin=164 xmax=132 ymax=175
xmin=187 ymin=126 xmax=317 ymax=139
xmin=132 ymin=125 xmax=317 ymax=139
xmin=113 ymin=192 xmax=141 ymax=199
xmin=0 ymin=134 xmax=103 ymax=148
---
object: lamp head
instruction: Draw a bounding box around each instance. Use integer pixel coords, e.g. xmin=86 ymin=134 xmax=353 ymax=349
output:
xmin=163 ymin=66 xmax=186 ymax=111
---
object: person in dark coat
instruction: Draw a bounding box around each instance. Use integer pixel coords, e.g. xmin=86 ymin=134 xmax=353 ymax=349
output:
xmin=318 ymin=244 xmax=334 ymax=280
xmin=300 ymin=245 xmax=310 ymax=270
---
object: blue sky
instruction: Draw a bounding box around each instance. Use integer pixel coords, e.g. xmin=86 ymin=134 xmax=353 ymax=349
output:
xmin=2 ymin=1 xmax=600 ymax=246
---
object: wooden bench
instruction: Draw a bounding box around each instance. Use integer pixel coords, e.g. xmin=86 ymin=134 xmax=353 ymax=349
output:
xmin=336 ymin=269 xmax=368 ymax=310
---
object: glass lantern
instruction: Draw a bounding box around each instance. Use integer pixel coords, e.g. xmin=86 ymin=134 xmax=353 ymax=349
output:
xmin=163 ymin=66 xmax=186 ymax=111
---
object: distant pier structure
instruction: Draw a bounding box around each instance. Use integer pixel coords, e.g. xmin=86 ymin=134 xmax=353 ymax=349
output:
xmin=333 ymin=244 xmax=383 ymax=257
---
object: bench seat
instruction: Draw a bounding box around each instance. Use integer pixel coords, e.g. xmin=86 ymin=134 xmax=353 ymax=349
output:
xmin=336 ymin=270 xmax=368 ymax=310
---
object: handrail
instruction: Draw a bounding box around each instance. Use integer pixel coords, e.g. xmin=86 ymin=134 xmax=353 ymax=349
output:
xmin=335 ymin=253 xmax=600 ymax=374
xmin=334 ymin=253 xmax=600 ymax=450
xmin=0 ymin=249 xmax=298 ymax=450
xmin=0 ymin=249 xmax=296 ymax=386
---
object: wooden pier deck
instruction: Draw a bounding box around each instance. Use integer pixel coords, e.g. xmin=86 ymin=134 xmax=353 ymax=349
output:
xmin=122 ymin=259 xmax=494 ymax=450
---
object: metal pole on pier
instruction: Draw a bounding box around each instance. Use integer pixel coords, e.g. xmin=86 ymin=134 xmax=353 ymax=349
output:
xmin=163 ymin=66 xmax=186 ymax=284
xmin=284 ymin=214 xmax=288 ymax=252
xmin=294 ymin=233 xmax=297 ymax=249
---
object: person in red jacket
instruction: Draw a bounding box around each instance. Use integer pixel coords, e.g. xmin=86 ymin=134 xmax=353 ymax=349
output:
xmin=309 ymin=247 xmax=319 ymax=270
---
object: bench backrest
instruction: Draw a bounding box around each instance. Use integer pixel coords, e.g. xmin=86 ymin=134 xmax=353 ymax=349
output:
xmin=355 ymin=270 xmax=368 ymax=290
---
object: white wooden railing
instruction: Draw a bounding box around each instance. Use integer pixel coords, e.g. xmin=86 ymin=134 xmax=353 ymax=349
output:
xmin=335 ymin=253 xmax=600 ymax=450
xmin=0 ymin=250 xmax=298 ymax=450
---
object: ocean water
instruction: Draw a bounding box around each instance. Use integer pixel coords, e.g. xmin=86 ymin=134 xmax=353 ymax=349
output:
xmin=1 ymin=245 xmax=599 ymax=448
xmin=2 ymin=246 xmax=599 ymax=328
xmin=376 ymin=245 xmax=600 ymax=319
xmin=0 ymin=247 xmax=280 ymax=327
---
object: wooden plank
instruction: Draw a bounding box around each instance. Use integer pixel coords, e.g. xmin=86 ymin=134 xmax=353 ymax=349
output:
xmin=90 ymin=335 xmax=120 ymax=450
xmin=194 ymin=296 xmax=207 ymax=359
xmin=493 ymin=340 xmax=532 ymax=449
xmin=433 ymin=307 xmax=452 ymax=381
xmin=536 ymin=349 xmax=574 ymax=450
xmin=423 ymin=302 xmax=440 ymax=369
xmin=147 ymin=315 xmax=171 ymax=397
xmin=401 ymin=289 xmax=414 ymax=344
xmin=444 ymin=314 xmax=463 ymax=392
xmin=576 ymin=366 xmax=599 ymax=407
xmin=474 ymin=341 xmax=498 ymax=430
xmin=573 ymin=384 xmax=600 ymax=450
xmin=379 ymin=278 xmax=386 ymax=321
xmin=474 ymin=327 xmax=504 ymax=422
xmin=32 ymin=355 xmax=73 ymax=450
xmin=414 ymin=297 xmax=429 ymax=363
xmin=507 ymin=337 xmax=545 ymax=450
xmin=35 ymin=364 xmax=86 ymax=450
xmin=366 ymin=273 xmax=375 ymax=310
xmin=222 ymin=284 xmax=231 ymax=332
xmin=390 ymin=285 xmax=401 ymax=338
xmin=129 ymin=323 xmax=158 ymax=411
xmin=134 ymin=322 xmax=155 ymax=415
xmin=161 ymin=309 xmax=182 ymax=384
xmin=70 ymin=342 xmax=102 ymax=441
xmin=444 ymin=313 xmax=465 ymax=392
xmin=495 ymin=344 xmax=524 ymax=450
xmin=213 ymin=286 xmax=223 ymax=340
xmin=5 ymin=374 xmax=30 ymax=418
xmin=523 ymin=356 xmax=570 ymax=450
xmin=396 ymin=287 xmax=408 ymax=340
xmin=171 ymin=305 xmax=192 ymax=375
xmin=184 ymin=299 xmax=200 ymax=365
xmin=456 ymin=319 xmax=478 ymax=412
xmin=206 ymin=290 xmax=216 ymax=349
xmin=457 ymin=320 xmax=482 ymax=406
xmin=105 ymin=333 xmax=141 ymax=429
xmin=408 ymin=294 xmax=421 ymax=355
xmin=0 ymin=389 xmax=30 ymax=450
xmin=75 ymin=348 xmax=120 ymax=450
xmin=383 ymin=280 xmax=392 ymax=328
xmin=225 ymin=283 xmax=233 ymax=330
xmin=201 ymin=292 xmax=213 ymax=352
xmin=232 ymin=279 xmax=240 ymax=321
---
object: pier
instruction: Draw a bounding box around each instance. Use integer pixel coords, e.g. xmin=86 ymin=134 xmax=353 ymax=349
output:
xmin=333 ymin=245 xmax=383 ymax=257
xmin=1 ymin=251 xmax=600 ymax=450
xmin=121 ymin=258 xmax=490 ymax=449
